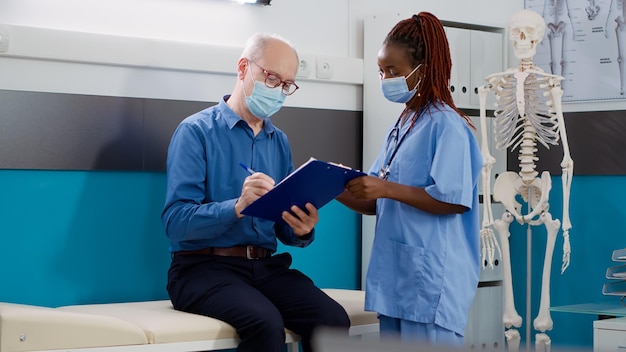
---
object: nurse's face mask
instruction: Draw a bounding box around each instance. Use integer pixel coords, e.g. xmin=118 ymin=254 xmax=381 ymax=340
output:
xmin=380 ymin=64 xmax=422 ymax=104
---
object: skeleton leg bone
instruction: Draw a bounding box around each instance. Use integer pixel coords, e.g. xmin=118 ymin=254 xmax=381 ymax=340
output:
xmin=536 ymin=333 xmax=552 ymax=352
xmin=533 ymin=212 xmax=560 ymax=336
xmin=505 ymin=328 xmax=522 ymax=352
xmin=494 ymin=211 xmax=523 ymax=348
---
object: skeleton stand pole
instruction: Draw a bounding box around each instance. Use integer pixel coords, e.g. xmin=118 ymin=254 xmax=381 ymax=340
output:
xmin=526 ymin=220 xmax=531 ymax=352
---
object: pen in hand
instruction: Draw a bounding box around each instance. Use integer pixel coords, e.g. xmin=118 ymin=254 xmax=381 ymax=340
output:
xmin=239 ymin=162 xmax=255 ymax=175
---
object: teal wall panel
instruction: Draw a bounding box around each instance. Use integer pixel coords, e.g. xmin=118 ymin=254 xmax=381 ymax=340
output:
xmin=507 ymin=175 xmax=626 ymax=350
xmin=4 ymin=171 xmax=621 ymax=351
xmin=0 ymin=170 xmax=170 ymax=307
xmin=279 ymin=200 xmax=362 ymax=290
xmin=0 ymin=170 xmax=360 ymax=308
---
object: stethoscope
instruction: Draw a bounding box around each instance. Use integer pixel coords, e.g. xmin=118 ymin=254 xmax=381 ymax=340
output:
xmin=378 ymin=111 xmax=419 ymax=180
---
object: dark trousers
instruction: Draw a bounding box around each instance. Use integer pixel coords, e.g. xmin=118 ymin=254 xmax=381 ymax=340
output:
xmin=167 ymin=252 xmax=350 ymax=352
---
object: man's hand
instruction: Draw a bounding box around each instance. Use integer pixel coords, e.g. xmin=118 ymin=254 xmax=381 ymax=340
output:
xmin=282 ymin=203 xmax=318 ymax=237
xmin=235 ymin=172 xmax=275 ymax=218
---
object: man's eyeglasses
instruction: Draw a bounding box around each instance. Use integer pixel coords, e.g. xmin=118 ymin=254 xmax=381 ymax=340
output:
xmin=248 ymin=59 xmax=299 ymax=96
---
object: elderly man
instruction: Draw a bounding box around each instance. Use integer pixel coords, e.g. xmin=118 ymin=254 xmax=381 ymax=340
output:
xmin=162 ymin=32 xmax=350 ymax=352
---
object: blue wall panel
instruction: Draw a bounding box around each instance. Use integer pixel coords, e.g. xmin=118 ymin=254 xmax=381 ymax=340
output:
xmin=3 ymin=171 xmax=621 ymax=351
xmin=507 ymin=176 xmax=626 ymax=350
xmin=0 ymin=170 xmax=360 ymax=308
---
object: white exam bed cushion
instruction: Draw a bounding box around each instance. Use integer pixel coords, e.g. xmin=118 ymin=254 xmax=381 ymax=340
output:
xmin=0 ymin=302 xmax=147 ymax=352
xmin=0 ymin=289 xmax=377 ymax=352
xmin=57 ymin=300 xmax=241 ymax=344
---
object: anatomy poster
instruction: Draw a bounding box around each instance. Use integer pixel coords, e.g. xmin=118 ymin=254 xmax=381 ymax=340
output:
xmin=525 ymin=0 xmax=626 ymax=101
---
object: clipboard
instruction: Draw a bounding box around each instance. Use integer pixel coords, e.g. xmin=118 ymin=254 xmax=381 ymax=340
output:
xmin=241 ymin=157 xmax=366 ymax=223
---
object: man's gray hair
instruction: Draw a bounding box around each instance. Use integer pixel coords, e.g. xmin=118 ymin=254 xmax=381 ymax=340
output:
xmin=241 ymin=33 xmax=298 ymax=62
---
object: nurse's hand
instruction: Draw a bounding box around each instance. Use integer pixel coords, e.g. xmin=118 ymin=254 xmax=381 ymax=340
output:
xmin=345 ymin=175 xmax=388 ymax=200
xmin=282 ymin=203 xmax=318 ymax=237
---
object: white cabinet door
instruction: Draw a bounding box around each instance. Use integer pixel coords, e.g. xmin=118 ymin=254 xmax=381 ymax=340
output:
xmin=447 ymin=27 xmax=472 ymax=108
xmin=594 ymin=327 xmax=626 ymax=351
xmin=465 ymin=286 xmax=504 ymax=351
xmin=447 ymin=27 xmax=504 ymax=109
xmin=362 ymin=12 xmax=406 ymax=285
xmin=594 ymin=318 xmax=626 ymax=352
xmin=470 ymin=30 xmax=503 ymax=109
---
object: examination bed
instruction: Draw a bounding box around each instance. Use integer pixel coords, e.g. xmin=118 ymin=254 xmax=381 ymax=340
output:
xmin=0 ymin=288 xmax=378 ymax=352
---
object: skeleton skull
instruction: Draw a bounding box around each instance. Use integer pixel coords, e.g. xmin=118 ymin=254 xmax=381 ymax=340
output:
xmin=509 ymin=9 xmax=546 ymax=60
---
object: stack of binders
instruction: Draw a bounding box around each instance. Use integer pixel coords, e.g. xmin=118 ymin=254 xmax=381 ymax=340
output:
xmin=603 ymin=248 xmax=626 ymax=305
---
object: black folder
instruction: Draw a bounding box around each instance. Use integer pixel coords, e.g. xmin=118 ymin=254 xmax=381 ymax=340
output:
xmin=241 ymin=158 xmax=366 ymax=223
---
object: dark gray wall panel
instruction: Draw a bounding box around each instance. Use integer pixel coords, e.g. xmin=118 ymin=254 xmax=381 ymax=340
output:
xmin=143 ymin=99 xmax=212 ymax=171
xmin=0 ymin=90 xmax=362 ymax=172
xmin=506 ymin=110 xmax=626 ymax=175
xmin=272 ymin=108 xmax=363 ymax=170
xmin=0 ymin=90 xmax=143 ymax=170
xmin=144 ymin=102 xmax=362 ymax=171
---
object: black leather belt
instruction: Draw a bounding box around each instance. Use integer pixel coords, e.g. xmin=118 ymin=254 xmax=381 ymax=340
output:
xmin=174 ymin=246 xmax=271 ymax=259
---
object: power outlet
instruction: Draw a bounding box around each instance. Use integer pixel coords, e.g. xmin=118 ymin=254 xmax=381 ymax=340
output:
xmin=316 ymin=57 xmax=333 ymax=79
xmin=0 ymin=25 xmax=9 ymax=53
xmin=297 ymin=56 xmax=312 ymax=78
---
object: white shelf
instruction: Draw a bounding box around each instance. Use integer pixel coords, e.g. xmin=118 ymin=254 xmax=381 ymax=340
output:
xmin=613 ymin=248 xmax=626 ymax=262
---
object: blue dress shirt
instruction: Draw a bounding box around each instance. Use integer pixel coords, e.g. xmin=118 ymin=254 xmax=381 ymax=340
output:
xmin=161 ymin=96 xmax=314 ymax=253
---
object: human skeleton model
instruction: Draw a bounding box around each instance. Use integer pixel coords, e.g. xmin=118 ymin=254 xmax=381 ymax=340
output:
xmin=605 ymin=0 xmax=626 ymax=94
xmin=478 ymin=9 xmax=574 ymax=352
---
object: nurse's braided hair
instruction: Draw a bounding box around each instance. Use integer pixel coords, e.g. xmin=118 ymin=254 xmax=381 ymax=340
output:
xmin=383 ymin=12 xmax=474 ymax=129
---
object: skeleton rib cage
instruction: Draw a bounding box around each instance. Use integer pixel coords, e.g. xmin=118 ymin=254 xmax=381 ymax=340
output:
xmin=492 ymin=72 xmax=561 ymax=152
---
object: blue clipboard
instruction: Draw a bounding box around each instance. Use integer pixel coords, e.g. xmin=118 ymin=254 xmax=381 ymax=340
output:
xmin=241 ymin=158 xmax=366 ymax=223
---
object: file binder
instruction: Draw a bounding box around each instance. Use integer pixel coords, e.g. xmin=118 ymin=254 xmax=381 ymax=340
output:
xmin=241 ymin=157 xmax=366 ymax=223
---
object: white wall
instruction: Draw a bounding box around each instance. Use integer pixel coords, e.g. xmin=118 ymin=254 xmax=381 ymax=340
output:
xmin=0 ymin=0 xmax=352 ymax=56
xmin=0 ymin=0 xmax=523 ymax=60
xmin=0 ymin=0 xmax=524 ymax=112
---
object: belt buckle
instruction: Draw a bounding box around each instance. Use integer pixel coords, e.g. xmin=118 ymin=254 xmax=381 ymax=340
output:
xmin=246 ymin=245 xmax=257 ymax=260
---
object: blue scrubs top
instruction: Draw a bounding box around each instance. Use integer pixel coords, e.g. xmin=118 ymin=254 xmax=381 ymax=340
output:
xmin=365 ymin=102 xmax=483 ymax=335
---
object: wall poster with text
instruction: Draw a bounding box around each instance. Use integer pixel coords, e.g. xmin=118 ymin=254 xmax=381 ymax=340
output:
xmin=525 ymin=0 xmax=626 ymax=102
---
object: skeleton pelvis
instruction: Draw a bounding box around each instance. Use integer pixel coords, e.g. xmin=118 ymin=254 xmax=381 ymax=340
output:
xmin=493 ymin=171 xmax=552 ymax=223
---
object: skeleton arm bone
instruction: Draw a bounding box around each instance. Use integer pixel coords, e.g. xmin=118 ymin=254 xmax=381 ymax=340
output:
xmin=478 ymin=84 xmax=501 ymax=268
xmin=550 ymin=83 xmax=573 ymax=273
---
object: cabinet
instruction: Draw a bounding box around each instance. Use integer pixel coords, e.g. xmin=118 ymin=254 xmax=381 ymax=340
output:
xmin=594 ymin=317 xmax=626 ymax=352
xmin=464 ymin=203 xmax=504 ymax=350
xmin=465 ymin=285 xmax=504 ymax=351
xmin=446 ymin=27 xmax=504 ymax=109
